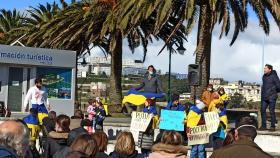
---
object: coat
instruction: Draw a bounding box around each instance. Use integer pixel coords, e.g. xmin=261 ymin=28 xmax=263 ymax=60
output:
xmin=43 ymin=132 xmax=68 ymax=158
xmin=149 ymin=143 xmax=188 ymax=158
xmin=0 ymin=145 xmax=20 ymax=158
xmin=96 ymin=151 xmax=110 ymax=158
xmin=262 ymin=70 xmax=280 ymax=100
xmin=135 ymin=73 xmax=163 ymax=93
xmin=201 ymin=90 xmax=215 ymax=107
xmin=53 ymin=146 xmax=71 ymax=158
xmin=110 ymin=151 xmax=144 ymax=158
xmin=210 ymin=139 xmax=273 ymax=158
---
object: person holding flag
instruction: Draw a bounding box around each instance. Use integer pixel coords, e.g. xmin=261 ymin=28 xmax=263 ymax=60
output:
xmin=24 ymin=78 xmax=50 ymax=125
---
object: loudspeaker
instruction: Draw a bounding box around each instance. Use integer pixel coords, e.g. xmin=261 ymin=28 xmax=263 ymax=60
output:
xmin=188 ymin=64 xmax=201 ymax=86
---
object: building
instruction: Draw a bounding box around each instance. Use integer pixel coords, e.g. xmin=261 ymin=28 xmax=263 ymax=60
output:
xmin=80 ymin=56 xmax=146 ymax=76
xmin=0 ymin=44 xmax=76 ymax=116
xmin=176 ymin=73 xmax=188 ymax=80
xmin=211 ymin=78 xmax=261 ymax=102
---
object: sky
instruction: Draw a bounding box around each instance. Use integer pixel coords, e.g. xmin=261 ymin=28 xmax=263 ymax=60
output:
xmin=1 ymin=1 xmax=280 ymax=83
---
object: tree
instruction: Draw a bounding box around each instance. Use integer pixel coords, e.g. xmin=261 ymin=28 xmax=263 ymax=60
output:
xmin=15 ymin=0 xmax=186 ymax=106
xmin=228 ymin=92 xmax=245 ymax=108
xmin=116 ymin=0 xmax=280 ymax=98
xmin=0 ymin=9 xmax=25 ymax=44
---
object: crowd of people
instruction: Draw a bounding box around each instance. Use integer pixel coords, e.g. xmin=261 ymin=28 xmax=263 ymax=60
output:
xmin=0 ymin=64 xmax=278 ymax=158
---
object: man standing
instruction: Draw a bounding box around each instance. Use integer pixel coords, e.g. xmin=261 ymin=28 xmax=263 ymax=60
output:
xmin=210 ymin=116 xmax=272 ymax=158
xmin=24 ymin=78 xmax=50 ymax=125
xmin=260 ymin=64 xmax=280 ymax=131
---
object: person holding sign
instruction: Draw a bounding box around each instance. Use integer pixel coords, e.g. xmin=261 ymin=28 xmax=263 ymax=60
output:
xmin=186 ymin=100 xmax=206 ymax=158
xmin=143 ymin=99 xmax=158 ymax=128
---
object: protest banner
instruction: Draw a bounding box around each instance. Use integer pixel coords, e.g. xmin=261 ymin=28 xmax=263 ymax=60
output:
xmin=159 ymin=110 xmax=185 ymax=131
xmin=188 ymin=112 xmax=220 ymax=146
xmin=188 ymin=125 xmax=209 ymax=145
xmin=204 ymin=112 xmax=220 ymax=133
xmin=130 ymin=112 xmax=152 ymax=132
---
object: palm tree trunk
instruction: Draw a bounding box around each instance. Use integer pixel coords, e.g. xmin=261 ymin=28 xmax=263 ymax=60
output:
xmin=194 ymin=1 xmax=214 ymax=99
xmin=109 ymin=30 xmax=122 ymax=109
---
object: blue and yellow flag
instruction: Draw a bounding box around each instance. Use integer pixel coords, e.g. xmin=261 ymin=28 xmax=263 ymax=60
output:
xmin=122 ymin=89 xmax=164 ymax=106
xmin=23 ymin=114 xmax=40 ymax=141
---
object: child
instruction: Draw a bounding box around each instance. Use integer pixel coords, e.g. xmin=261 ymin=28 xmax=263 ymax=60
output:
xmin=95 ymin=101 xmax=106 ymax=130
xmin=187 ymin=100 xmax=206 ymax=158
xmin=23 ymin=108 xmax=40 ymax=154
xmin=87 ymin=99 xmax=97 ymax=128
xmin=140 ymin=99 xmax=158 ymax=158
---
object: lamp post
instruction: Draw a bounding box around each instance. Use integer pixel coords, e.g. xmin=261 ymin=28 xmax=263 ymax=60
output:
xmin=168 ymin=44 xmax=186 ymax=101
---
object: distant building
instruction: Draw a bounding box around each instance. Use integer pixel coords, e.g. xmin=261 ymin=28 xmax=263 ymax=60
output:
xmin=176 ymin=74 xmax=188 ymax=80
xmin=211 ymin=79 xmax=261 ymax=102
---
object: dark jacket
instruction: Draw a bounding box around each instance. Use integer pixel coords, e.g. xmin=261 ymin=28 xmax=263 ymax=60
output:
xmin=262 ymin=70 xmax=280 ymax=100
xmin=53 ymin=146 xmax=71 ymax=158
xmin=0 ymin=145 xmax=20 ymax=158
xmin=95 ymin=107 xmax=106 ymax=128
xmin=135 ymin=73 xmax=163 ymax=93
xmin=110 ymin=151 xmax=144 ymax=158
xmin=43 ymin=133 xmax=68 ymax=158
xmin=96 ymin=151 xmax=110 ymax=158
xmin=42 ymin=117 xmax=56 ymax=133
xmin=165 ymin=101 xmax=185 ymax=111
xmin=210 ymin=139 xmax=273 ymax=158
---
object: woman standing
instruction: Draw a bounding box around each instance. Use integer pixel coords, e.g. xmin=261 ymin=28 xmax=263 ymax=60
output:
xmin=135 ymin=65 xmax=163 ymax=93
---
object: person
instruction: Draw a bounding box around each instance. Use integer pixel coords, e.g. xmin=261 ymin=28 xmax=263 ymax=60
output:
xmin=54 ymin=134 xmax=98 ymax=158
xmin=217 ymin=87 xmax=229 ymax=107
xmin=92 ymin=131 xmax=110 ymax=158
xmin=149 ymin=130 xmax=188 ymax=158
xmin=143 ymin=98 xmax=158 ymax=129
xmin=135 ymin=65 xmax=163 ymax=93
xmin=95 ymin=101 xmax=106 ymax=130
xmin=208 ymin=92 xmax=222 ymax=112
xmin=186 ymin=100 xmax=206 ymax=158
xmin=22 ymin=108 xmax=40 ymax=155
xmin=201 ymin=84 xmax=215 ymax=108
xmin=210 ymin=116 xmax=273 ymax=158
xmin=165 ymin=94 xmax=185 ymax=111
xmin=222 ymin=128 xmax=235 ymax=147
xmin=24 ymin=78 xmax=51 ymax=125
xmin=67 ymin=151 xmax=89 ymax=158
xmin=260 ymin=64 xmax=280 ymax=131
xmin=87 ymin=99 xmax=97 ymax=130
xmin=42 ymin=111 xmax=57 ymax=133
xmin=43 ymin=114 xmax=71 ymax=158
xmin=0 ymin=103 xmax=11 ymax=117
xmin=110 ymin=131 xmax=144 ymax=158
xmin=0 ymin=120 xmax=30 ymax=158
xmin=70 ymin=110 xmax=83 ymax=130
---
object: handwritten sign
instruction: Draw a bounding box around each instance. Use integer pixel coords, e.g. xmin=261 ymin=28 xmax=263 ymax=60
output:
xmin=159 ymin=110 xmax=185 ymax=131
xmin=204 ymin=112 xmax=220 ymax=133
xmin=188 ymin=112 xmax=221 ymax=146
xmin=130 ymin=112 xmax=152 ymax=132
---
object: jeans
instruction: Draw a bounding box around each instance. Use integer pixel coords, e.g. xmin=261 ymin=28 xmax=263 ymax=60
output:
xmin=141 ymin=149 xmax=150 ymax=158
xmin=261 ymin=99 xmax=276 ymax=128
xmin=190 ymin=144 xmax=205 ymax=158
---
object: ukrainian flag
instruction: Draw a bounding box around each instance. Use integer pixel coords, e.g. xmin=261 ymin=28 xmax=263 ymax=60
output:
xmin=23 ymin=115 xmax=40 ymax=141
xmin=122 ymin=89 xmax=165 ymax=106
xmin=32 ymin=104 xmax=48 ymax=125
xmin=187 ymin=106 xmax=204 ymax=128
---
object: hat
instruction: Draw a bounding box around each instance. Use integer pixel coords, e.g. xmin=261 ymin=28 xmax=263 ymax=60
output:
xmin=196 ymin=102 xmax=205 ymax=110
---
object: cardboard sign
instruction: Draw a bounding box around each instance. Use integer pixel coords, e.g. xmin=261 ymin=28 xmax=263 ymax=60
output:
xmin=130 ymin=112 xmax=152 ymax=132
xmin=159 ymin=110 xmax=185 ymax=131
xmin=204 ymin=112 xmax=220 ymax=133
xmin=188 ymin=112 xmax=221 ymax=146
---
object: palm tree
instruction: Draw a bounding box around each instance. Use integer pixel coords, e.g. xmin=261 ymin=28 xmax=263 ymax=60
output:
xmin=116 ymin=0 xmax=280 ymax=97
xmin=0 ymin=9 xmax=25 ymax=44
xmin=22 ymin=0 xmax=186 ymax=107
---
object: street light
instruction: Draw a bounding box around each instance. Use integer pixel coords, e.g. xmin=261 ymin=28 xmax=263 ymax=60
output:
xmin=81 ymin=57 xmax=88 ymax=67
xmin=168 ymin=43 xmax=186 ymax=102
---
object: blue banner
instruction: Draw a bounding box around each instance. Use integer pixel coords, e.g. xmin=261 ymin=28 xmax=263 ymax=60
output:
xmin=159 ymin=109 xmax=185 ymax=131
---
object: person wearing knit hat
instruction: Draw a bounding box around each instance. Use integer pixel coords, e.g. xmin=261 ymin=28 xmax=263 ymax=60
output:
xmin=186 ymin=100 xmax=206 ymax=158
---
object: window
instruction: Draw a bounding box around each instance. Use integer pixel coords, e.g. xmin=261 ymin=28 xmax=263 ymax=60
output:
xmin=37 ymin=67 xmax=72 ymax=99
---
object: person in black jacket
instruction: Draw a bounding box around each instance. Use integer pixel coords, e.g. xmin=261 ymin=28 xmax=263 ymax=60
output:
xmin=260 ymin=64 xmax=280 ymax=131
